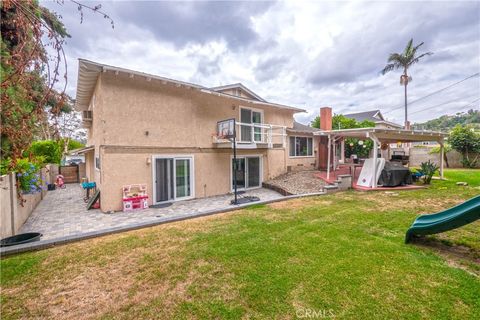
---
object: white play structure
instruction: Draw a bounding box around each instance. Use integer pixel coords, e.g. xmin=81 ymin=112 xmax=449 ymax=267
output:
xmin=357 ymin=158 xmax=386 ymax=188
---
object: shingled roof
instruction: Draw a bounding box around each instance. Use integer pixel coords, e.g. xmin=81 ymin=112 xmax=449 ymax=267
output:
xmin=287 ymin=121 xmax=320 ymax=134
xmin=343 ymin=110 xmax=384 ymax=122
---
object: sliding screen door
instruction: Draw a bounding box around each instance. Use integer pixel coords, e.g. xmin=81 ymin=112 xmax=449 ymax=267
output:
xmin=247 ymin=157 xmax=260 ymax=188
xmin=232 ymin=156 xmax=261 ymax=190
xmin=232 ymin=158 xmax=246 ymax=189
xmin=155 ymin=158 xmax=174 ymax=202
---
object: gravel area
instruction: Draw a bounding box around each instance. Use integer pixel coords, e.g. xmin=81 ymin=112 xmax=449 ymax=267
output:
xmin=264 ymin=170 xmax=326 ymax=195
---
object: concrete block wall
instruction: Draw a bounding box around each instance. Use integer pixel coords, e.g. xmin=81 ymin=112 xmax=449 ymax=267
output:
xmin=409 ymin=147 xmax=476 ymax=168
xmin=0 ymin=164 xmax=57 ymax=239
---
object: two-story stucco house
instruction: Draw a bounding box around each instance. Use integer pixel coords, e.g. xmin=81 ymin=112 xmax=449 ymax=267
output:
xmin=74 ymin=59 xmax=319 ymax=212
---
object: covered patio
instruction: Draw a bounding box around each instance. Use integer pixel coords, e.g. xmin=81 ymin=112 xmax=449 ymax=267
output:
xmin=314 ymin=128 xmax=448 ymax=189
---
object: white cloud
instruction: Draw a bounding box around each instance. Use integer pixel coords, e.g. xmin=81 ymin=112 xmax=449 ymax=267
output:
xmin=42 ymin=0 xmax=480 ymax=126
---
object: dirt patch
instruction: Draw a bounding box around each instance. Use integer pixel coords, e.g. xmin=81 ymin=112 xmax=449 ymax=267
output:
xmin=411 ymin=237 xmax=480 ymax=277
xmin=335 ymin=191 xmax=462 ymax=215
xmin=268 ymin=198 xmax=332 ymax=210
xmin=264 ymin=170 xmax=325 ymax=195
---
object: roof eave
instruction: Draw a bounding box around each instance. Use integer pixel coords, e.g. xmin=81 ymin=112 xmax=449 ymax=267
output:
xmin=75 ymin=59 xmax=304 ymax=113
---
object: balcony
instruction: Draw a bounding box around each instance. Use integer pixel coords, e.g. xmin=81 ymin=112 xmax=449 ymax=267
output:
xmin=213 ymin=122 xmax=286 ymax=149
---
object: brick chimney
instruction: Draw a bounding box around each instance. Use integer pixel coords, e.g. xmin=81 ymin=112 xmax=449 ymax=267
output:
xmin=320 ymin=107 xmax=332 ymax=130
xmin=318 ymin=107 xmax=333 ymax=170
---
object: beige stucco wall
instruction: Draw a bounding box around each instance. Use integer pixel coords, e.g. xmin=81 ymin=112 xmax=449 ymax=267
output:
xmin=84 ymin=151 xmax=95 ymax=182
xmin=90 ymin=73 xmax=294 ymax=148
xmin=84 ymin=72 xmax=299 ymax=212
xmin=100 ymin=148 xmax=271 ymax=212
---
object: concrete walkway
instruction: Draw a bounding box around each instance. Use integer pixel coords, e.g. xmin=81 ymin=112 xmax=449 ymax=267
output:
xmin=20 ymin=184 xmax=283 ymax=240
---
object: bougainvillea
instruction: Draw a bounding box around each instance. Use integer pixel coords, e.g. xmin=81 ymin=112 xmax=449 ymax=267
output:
xmin=1 ymin=0 xmax=112 ymax=201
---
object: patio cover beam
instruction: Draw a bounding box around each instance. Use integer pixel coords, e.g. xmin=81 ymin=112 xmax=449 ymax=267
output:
xmin=370 ymin=134 xmax=380 ymax=188
xmin=314 ymin=128 xmax=447 ymax=143
xmin=439 ymin=138 xmax=445 ymax=180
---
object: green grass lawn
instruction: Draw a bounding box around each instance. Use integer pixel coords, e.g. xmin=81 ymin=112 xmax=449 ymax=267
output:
xmin=439 ymin=168 xmax=480 ymax=187
xmin=1 ymin=169 xmax=479 ymax=319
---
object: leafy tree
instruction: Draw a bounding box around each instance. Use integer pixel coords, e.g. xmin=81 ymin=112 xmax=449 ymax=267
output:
xmin=381 ymin=39 xmax=433 ymax=128
xmin=311 ymin=114 xmax=375 ymax=130
xmin=1 ymin=0 xmax=111 ymax=200
xmin=311 ymin=114 xmax=375 ymax=157
xmin=449 ymin=125 xmax=480 ymax=168
xmin=26 ymin=139 xmax=84 ymax=165
xmin=1 ymin=0 xmax=111 ymax=164
xmin=27 ymin=140 xmax=62 ymax=164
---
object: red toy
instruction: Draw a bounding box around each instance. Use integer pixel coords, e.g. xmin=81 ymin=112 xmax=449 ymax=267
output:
xmin=122 ymin=184 xmax=148 ymax=211
xmin=56 ymin=174 xmax=66 ymax=189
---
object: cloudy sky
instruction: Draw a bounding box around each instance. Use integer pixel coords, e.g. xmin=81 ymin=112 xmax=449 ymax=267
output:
xmin=42 ymin=0 xmax=480 ymax=125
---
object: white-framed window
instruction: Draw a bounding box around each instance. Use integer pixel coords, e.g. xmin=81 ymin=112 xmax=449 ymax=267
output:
xmin=239 ymin=106 xmax=263 ymax=143
xmin=289 ymin=136 xmax=313 ymax=157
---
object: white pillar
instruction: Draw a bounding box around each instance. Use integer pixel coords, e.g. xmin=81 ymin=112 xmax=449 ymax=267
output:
xmin=327 ymin=134 xmax=331 ymax=180
xmin=333 ymin=139 xmax=337 ymax=169
xmin=372 ymin=137 xmax=378 ymax=188
xmin=439 ymin=139 xmax=444 ymax=180
xmin=340 ymin=139 xmax=345 ymax=163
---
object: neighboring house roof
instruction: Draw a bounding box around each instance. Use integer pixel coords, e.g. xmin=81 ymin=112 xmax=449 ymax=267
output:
xmin=210 ymin=83 xmax=266 ymax=102
xmin=75 ymin=59 xmax=305 ymax=113
xmin=343 ymin=109 xmax=402 ymax=128
xmin=287 ymin=121 xmax=320 ymax=134
xmin=343 ymin=110 xmax=384 ymax=122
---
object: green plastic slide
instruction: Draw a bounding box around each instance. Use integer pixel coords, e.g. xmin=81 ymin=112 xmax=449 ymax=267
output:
xmin=405 ymin=195 xmax=480 ymax=243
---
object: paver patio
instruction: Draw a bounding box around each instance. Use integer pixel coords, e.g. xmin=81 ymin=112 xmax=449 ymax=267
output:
xmin=20 ymin=184 xmax=283 ymax=240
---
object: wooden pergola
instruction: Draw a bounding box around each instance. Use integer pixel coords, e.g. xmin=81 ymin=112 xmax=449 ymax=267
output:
xmin=314 ymin=128 xmax=449 ymax=188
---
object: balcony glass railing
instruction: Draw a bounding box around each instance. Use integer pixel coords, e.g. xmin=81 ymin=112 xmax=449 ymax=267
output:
xmin=214 ymin=122 xmax=287 ymax=148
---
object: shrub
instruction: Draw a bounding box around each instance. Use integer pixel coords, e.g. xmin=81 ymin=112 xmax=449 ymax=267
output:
xmin=14 ymin=158 xmax=45 ymax=194
xmin=28 ymin=140 xmax=62 ymax=164
xmin=449 ymin=125 xmax=480 ymax=168
xmin=417 ymin=160 xmax=439 ymax=184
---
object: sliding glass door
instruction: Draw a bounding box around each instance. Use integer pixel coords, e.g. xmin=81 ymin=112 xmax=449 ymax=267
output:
xmin=154 ymin=156 xmax=193 ymax=203
xmin=232 ymin=156 xmax=261 ymax=190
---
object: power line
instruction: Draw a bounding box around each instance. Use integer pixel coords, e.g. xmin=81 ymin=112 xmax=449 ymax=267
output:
xmin=410 ymin=97 xmax=480 ymax=116
xmin=384 ymin=72 xmax=480 ymax=114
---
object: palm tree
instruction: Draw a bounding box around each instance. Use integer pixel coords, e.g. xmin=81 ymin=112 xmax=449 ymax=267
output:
xmin=381 ymin=39 xmax=433 ymax=129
